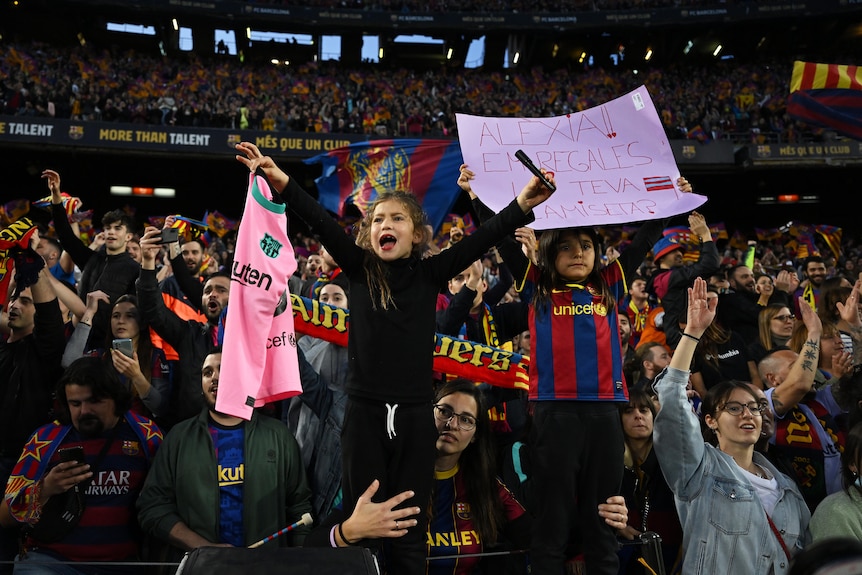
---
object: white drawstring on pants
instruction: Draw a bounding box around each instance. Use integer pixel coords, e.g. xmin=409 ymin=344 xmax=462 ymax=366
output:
xmin=385 ymin=403 xmax=398 ymax=439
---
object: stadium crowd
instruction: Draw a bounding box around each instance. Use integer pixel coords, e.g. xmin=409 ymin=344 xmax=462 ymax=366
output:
xmin=0 ymin=40 xmax=827 ymax=145
xmin=2 ymin=149 xmax=862 ymax=574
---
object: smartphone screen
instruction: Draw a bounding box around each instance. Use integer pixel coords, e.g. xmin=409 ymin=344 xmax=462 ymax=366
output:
xmin=112 ymin=338 xmax=134 ymax=358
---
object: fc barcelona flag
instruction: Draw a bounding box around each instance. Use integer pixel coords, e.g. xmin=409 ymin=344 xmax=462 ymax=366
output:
xmin=788 ymin=60 xmax=862 ymax=141
xmin=303 ymin=139 xmax=464 ymax=233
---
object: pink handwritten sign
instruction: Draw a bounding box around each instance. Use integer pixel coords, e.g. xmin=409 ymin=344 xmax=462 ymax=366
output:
xmin=455 ymin=85 xmax=707 ymax=230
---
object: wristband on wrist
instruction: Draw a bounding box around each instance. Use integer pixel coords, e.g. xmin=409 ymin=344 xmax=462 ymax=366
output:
xmin=338 ymin=522 xmax=356 ymax=546
xmin=329 ymin=525 xmax=337 ymax=548
xmin=681 ymin=332 xmax=701 ymax=343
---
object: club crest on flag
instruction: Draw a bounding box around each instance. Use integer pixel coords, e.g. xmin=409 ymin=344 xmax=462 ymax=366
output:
xmin=304 ymin=139 xmax=465 ymax=233
xmin=343 ymin=145 xmax=411 ymax=215
xmin=68 ymin=125 xmax=84 ymax=140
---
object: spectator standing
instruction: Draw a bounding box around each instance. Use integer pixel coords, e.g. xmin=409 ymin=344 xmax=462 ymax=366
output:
xmin=654 ymin=278 xmax=810 ymax=575
xmin=717 ymin=264 xmax=798 ymax=345
xmin=646 ymin=211 xmax=719 ymax=350
xmin=757 ymin=284 xmax=862 ymax=512
xmin=136 ymin=227 xmax=230 ymax=429
xmin=793 ymin=256 xmax=828 ymax=317
xmin=748 ymin=304 xmax=796 ymax=364
xmin=617 ymin=386 xmax=683 ymax=575
xmin=62 ymin=292 xmax=172 ymax=422
xmin=0 ymin=263 xmax=65 ymax=574
xmin=235 ymin=141 xmax=554 ymax=575
xmin=44 ymin=170 xmax=140 ymax=349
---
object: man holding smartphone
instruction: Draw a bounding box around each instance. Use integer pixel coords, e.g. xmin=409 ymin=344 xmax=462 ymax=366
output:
xmin=4 ymin=357 xmax=162 ymax=573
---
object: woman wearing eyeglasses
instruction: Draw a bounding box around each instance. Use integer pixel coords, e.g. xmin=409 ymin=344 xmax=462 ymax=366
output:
xmin=748 ymin=304 xmax=796 ymax=364
xmin=653 ymin=278 xmax=810 ymax=575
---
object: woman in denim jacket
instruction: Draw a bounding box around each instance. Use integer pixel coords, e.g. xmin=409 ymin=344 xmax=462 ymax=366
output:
xmin=653 ymin=278 xmax=811 ymax=575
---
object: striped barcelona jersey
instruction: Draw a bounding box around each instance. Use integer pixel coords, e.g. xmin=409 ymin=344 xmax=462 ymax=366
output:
xmin=526 ymin=260 xmax=629 ymax=402
xmin=427 ymin=464 xmax=525 ymax=575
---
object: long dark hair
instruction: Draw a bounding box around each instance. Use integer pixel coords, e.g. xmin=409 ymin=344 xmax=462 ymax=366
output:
xmin=105 ymin=294 xmax=155 ymax=383
xmin=354 ymin=191 xmax=430 ymax=310
xmin=433 ymin=379 xmax=503 ymax=545
xmin=533 ymin=227 xmax=613 ymax=318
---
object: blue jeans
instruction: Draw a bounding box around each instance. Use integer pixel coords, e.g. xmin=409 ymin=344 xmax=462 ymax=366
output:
xmin=13 ymin=552 xmax=87 ymax=575
xmin=13 ymin=552 xmax=145 ymax=575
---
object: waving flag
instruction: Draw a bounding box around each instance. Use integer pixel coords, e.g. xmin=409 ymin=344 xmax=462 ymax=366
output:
xmin=788 ymin=61 xmax=862 ymax=141
xmin=0 ymin=199 xmax=30 ymax=228
xmin=815 ymin=224 xmax=843 ymax=260
xmin=303 ymin=139 xmax=464 ymax=233
xmin=205 ymin=210 xmax=239 ymax=238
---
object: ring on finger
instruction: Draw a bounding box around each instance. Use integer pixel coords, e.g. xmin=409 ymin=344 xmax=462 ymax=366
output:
xmin=395 ymin=520 xmax=399 ymax=530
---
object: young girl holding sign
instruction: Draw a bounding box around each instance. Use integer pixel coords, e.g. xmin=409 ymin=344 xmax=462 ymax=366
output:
xmin=235 ymin=141 xmax=555 ymax=575
xmin=515 ymin=176 xmax=694 ymax=574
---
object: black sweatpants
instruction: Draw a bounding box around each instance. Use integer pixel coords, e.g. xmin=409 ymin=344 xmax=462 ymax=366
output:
xmin=529 ymin=401 xmax=624 ymax=575
xmin=341 ymin=397 xmax=438 ymax=575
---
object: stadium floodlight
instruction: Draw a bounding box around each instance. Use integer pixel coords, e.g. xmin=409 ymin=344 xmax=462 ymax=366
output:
xmin=447 ymin=47 xmax=453 ymax=60
xmin=644 ymin=48 xmax=653 ymax=61
xmin=683 ymin=40 xmax=693 ymax=55
xmin=172 ymin=18 xmax=178 ymax=31
xmin=513 ymin=51 xmax=520 ymax=64
xmin=713 ymin=44 xmax=722 ymax=57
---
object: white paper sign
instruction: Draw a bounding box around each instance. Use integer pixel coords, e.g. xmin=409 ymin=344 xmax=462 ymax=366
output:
xmin=455 ymin=85 xmax=707 ymax=230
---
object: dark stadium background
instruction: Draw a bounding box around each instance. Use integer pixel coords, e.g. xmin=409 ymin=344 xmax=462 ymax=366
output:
xmin=2 ymin=0 xmax=861 ymax=236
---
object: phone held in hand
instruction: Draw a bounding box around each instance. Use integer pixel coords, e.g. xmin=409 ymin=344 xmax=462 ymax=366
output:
xmin=112 ymin=338 xmax=134 ymax=358
xmin=157 ymin=227 xmax=179 ymax=245
xmin=58 ymin=446 xmax=86 ymax=465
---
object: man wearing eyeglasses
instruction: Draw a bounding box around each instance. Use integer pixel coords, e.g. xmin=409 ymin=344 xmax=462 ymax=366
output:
xmin=756 ymin=290 xmax=862 ymax=512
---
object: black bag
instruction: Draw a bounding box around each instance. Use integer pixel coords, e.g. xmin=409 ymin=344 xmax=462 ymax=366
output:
xmin=618 ymin=531 xmax=667 ymax=575
xmin=176 ymin=546 xmax=380 ymax=575
xmin=25 ymin=485 xmax=85 ymax=543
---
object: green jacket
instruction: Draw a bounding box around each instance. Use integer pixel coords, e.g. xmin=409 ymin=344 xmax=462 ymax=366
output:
xmin=137 ymin=409 xmax=312 ymax=550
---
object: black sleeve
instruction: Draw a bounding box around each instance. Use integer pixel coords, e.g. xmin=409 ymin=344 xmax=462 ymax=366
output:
xmin=436 ymin=286 xmax=475 ymax=336
xmin=136 ymin=269 xmax=193 ymax=346
xmin=297 ymin=346 xmax=334 ymax=421
xmin=168 ymin=252 xmax=203 ymax=311
xmin=471 ymin=197 xmax=531 ymax=287
xmin=619 ymin=218 xmax=667 ymax=283
xmin=51 ymin=203 xmax=93 ymax=269
xmin=484 ymin=261 xmax=514 ymax=307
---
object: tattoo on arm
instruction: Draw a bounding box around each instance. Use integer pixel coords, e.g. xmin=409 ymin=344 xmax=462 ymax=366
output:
xmin=772 ymin=395 xmax=785 ymax=412
xmin=802 ymin=340 xmax=819 ymax=366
